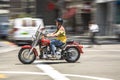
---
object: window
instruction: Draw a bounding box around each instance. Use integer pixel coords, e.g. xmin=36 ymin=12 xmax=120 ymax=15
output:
xmin=22 ymin=20 xmax=36 ymax=27
xmin=10 ymin=0 xmax=21 ymax=8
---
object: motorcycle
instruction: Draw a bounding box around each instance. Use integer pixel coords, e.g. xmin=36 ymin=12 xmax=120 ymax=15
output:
xmin=18 ymin=25 xmax=83 ymax=64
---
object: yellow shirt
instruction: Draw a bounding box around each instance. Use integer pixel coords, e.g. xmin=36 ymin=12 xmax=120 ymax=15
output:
xmin=54 ymin=26 xmax=67 ymax=43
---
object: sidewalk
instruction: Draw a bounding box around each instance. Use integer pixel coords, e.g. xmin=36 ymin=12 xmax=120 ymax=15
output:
xmin=0 ymin=40 xmax=16 ymax=47
xmin=67 ymin=33 xmax=118 ymax=40
xmin=0 ymin=40 xmax=19 ymax=53
xmin=67 ymin=33 xmax=120 ymax=45
xmin=0 ymin=34 xmax=120 ymax=53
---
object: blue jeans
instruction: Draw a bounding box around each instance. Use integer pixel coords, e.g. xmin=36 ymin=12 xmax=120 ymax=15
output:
xmin=50 ymin=39 xmax=64 ymax=55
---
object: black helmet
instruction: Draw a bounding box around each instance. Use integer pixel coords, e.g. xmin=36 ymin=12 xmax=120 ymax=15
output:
xmin=56 ymin=18 xmax=63 ymax=24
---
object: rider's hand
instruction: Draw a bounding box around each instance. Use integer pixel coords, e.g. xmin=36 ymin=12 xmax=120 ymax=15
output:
xmin=41 ymin=35 xmax=45 ymax=38
xmin=46 ymin=34 xmax=50 ymax=37
xmin=44 ymin=34 xmax=47 ymax=37
xmin=46 ymin=33 xmax=54 ymax=37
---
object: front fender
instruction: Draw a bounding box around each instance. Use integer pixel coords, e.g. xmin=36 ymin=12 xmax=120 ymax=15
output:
xmin=21 ymin=45 xmax=38 ymax=56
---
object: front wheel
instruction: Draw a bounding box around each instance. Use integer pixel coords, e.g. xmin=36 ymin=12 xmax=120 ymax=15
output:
xmin=65 ymin=47 xmax=80 ymax=63
xmin=18 ymin=48 xmax=36 ymax=64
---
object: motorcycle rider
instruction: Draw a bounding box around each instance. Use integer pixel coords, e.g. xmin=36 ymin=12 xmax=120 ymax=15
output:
xmin=46 ymin=18 xmax=67 ymax=57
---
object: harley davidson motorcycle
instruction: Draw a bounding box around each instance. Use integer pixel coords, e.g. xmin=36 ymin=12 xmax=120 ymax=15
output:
xmin=18 ymin=25 xmax=83 ymax=64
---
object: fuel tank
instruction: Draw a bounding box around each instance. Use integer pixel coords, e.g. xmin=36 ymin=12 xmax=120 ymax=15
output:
xmin=40 ymin=38 xmax=50 ymax=46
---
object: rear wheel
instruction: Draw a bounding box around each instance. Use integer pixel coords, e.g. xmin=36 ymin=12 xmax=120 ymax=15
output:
xmin=18 ymin=48 xmax=36 ymax=64
xmin=65 ymin=47 xmax=80 ymax=63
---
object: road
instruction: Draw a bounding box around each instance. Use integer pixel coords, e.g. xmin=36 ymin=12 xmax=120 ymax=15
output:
xmin=0 ymin=44 xmax=120 ymax=80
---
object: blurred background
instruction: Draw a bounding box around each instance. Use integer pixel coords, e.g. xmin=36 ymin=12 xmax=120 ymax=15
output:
xmin=0 ymin=0 xmax=120 ymax=41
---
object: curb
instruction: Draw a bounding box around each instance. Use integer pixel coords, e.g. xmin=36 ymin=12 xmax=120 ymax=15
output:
xmin=0 ymin=41 xmax=16 ymax=46
xmin=0 ymin=47 xmax=19 ymax=53
xmin=67 ymin=35 xmax=118 ymax=40
xmin=0 ymin=41 xmax=19 ymax=53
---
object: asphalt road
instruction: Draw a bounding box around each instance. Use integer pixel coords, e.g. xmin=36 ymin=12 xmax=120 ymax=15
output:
xmin=0 ymin=44 xmax=120 ymax=80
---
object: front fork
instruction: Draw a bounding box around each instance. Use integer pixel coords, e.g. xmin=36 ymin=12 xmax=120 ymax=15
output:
xmin=38 ymin=44 xmax=43 ymax=58
xmin=27 ymin=37 xmax=40 ymax=57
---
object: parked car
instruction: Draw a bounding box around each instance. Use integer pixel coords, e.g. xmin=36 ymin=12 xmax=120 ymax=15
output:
xmin=45 ymin=25 xmax=57 ymax=33
xmin=0 ymin=22 xmax=9 ymax=39
xmin=11 ymin=17 xmax=44 ymax=45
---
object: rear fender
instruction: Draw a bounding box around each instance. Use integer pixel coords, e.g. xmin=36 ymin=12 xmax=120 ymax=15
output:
xmin=21 ymin=45 xmax=38 ymax=56
xmin=66 ymin=42 xmax=83 ymax=54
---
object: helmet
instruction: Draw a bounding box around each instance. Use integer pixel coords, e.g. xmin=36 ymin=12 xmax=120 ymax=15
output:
xmin=56 ymin=18 xmax=63 ymax=24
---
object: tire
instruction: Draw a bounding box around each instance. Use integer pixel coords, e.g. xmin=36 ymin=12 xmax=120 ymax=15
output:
xmin=18 ymin=48 xmax=36 ymax=64
xmin=65 ymin=47 xmax=80 ymax=63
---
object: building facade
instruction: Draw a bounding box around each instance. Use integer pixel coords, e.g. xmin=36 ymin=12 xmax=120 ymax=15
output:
xmin=1 ymin=0 xmax=120 ymax=36
xmin=95 ymin=0 xmax=120 ymax=36
xmin=63 ymin=0 xmax=94 ymax=33
xmin=0 ymin=0 xmax=10 ymax=23
xmin=10 ymin=0 xmax=36 ymax=18
xmin=95 ymin=0 xmax=115 ymax=35
xmin=36 ymin=0 xmax=60 ymax=25
xmin=0 ymin=0 xmax=10 ymax=14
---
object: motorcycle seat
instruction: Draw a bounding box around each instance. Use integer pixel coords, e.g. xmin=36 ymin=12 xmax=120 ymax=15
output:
xmin=56 ymin=40 xmax=74 ymax=49
xmin=66 ymin=40 xmax=74 ymax=44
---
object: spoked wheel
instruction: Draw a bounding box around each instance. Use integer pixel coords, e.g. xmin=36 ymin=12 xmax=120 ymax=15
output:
xmin=18 ymin=48 xmax=36 ymax=64
xmin=65 ymin=47 xmax=80 ymax=63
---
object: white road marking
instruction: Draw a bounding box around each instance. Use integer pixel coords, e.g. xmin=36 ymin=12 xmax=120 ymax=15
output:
xmin=36 ymin=61 xmax=70 ymax=80
xmin=84 ymin=50 xmax=120 ymax=52
xmin=64 ymin=74 xmax=113 ymax=80
xmin=83 ymin=49 xmax=120 ymax=52
xmin=0 ymin=71 xmax=114 ymax=80
xmin=0 ymin=71 xmax=46 ymax=75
